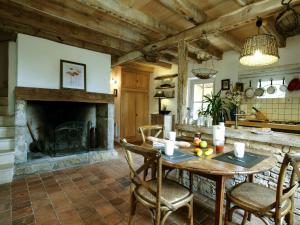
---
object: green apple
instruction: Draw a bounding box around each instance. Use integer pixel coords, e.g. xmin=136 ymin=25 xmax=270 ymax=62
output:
xmin=200 ymin=140 xmax=208 ymax=148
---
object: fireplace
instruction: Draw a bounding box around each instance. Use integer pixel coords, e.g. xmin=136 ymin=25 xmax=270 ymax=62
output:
xmin=26 ymin=101 xmax=99 ymax=156
xmin=14 ymin=87 xmax=115 ymax=166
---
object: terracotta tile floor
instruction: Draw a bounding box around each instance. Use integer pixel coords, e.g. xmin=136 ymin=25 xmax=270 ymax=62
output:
xmin=0 ymin=145 xmax=265 ymax=225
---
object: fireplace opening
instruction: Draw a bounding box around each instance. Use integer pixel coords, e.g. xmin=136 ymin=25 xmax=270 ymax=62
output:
xmin=26 ymin=101 xmax=100 ymax=159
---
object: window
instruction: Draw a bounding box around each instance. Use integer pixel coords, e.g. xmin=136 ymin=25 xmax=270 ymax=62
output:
xmin=257 ymin=79 xmax=286 ymax=99
xmin=189 ymin=79 xmax=214 ymax=119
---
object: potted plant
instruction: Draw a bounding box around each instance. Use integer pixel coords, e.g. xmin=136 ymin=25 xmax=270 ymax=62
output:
xmin=203 ymin=91 xmax=227 ymax=125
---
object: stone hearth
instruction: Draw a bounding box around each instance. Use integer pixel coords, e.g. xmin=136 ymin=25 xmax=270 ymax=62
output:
xmin=13 ymin=87 xmax=116 ymax=176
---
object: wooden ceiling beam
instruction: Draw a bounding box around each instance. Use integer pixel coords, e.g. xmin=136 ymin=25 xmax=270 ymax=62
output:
xmin=159 ymin=0 xmax=207 ymax=24
xmin=0 ymin=20 xmax=125 ymax=56
xmin=114 ymin=0 xmax=299 ymax=66
xmin=217 ymin=32 xmax=243 ymax=52
xmin=162 ymin=48 xmax=201 ymax=64
xmin=8 ymin=0 xmax=148 ymax=45
xmin=0 ymin=30 xmax=17 ymax=42
xmin=135 ymin=60 xmax=173 ymax=69
xmin=0 ymin=2 xmax=137 ymax=53
xmin=159 ymin=0 xmax=223 ymax=58
xmin=235 ymin=0 xmax=254 ymax=7
xmin=160 ymin=0 xmax=241 ymax=54
xmin=262 ymin=18 xmax=286 ymax=48
xmin=76 ymin=0 xmax=176 ymax=36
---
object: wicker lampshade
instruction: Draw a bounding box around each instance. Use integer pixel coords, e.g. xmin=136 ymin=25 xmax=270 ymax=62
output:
xmin=240 ymin=34 xmax=279 ymax=66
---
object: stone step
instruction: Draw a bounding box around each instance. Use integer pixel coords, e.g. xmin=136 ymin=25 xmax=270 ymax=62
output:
xmin=0 ymin=127 xmax=14 ymax=138
xmin=0 ymin=97 xmax=8 ymax=106
xmin=0 ymin=106 xmax=8 ymax=115
xmin=0 ymin=116 xmax=14 ymax=126
xmin=0 ymin=163 xmax=14 ymax=185
xmin=0 ymin=150 xmax=14 ymax=165
xmin=0 ymin=138 xmax=15 ymax=151
xmin=0 ymin=88 xmax=8 ymax=97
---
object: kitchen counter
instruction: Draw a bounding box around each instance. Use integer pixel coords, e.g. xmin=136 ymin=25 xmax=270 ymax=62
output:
xmin=176 ymin=124 xmax=300 ymax=148
xmin=225 ymin=120 xmax=300 ymax=132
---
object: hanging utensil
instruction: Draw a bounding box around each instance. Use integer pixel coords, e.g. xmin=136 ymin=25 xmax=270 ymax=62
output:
xmin=244 ymin=80 xmax=255 ymax=98
xmin=267 ymin=78 xmax=276 ymax=94
xmin=279 ymin=77 xmax=287 ymax=92
xmin=254 ymin=79 xmax=265 ymax=97
xmin=288 ymin=78 xmax=300 ymax=91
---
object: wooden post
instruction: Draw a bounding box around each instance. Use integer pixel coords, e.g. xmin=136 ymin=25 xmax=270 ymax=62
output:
xmin=177 ymin=40 xmax=188 ymax=124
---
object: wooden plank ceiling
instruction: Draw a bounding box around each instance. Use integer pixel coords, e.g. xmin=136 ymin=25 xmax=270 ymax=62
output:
xmin=0 ymin=0 xmax=299 ymax=69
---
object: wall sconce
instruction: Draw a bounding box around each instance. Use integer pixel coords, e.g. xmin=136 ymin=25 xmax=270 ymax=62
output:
xmin=111 ymin=79 xmax=118 ymax=97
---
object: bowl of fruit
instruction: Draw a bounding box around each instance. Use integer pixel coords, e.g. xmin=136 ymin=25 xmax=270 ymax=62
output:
xmin=194 ymin=140 xmax=214 ymax=157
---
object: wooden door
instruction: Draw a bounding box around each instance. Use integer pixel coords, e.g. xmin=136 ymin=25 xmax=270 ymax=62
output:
xmin=121 ymin=91 xmax=137 ymax=141
xmin=136 ymin=72 xmax=149 ymax=90
xmin=122 ymin=70 xmax=137 ymax=89
xmin=135 ymin=92 xmax=149 ymax=141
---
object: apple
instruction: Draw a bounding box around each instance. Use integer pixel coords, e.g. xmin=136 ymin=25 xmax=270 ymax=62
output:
xmin=205 ymin=148 xmax=214 ymax=156
xmin=194 ymin=139 xmax=201 ymax=146
xmin=200 ymin=140 xmax=208 ymax=148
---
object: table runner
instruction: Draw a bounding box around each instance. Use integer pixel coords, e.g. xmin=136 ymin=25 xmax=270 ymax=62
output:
xmin=213 ymin=151 xmax=268 ymax=168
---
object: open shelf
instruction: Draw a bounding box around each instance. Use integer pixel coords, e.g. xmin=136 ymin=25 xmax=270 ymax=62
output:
xmin=154 ymin=74 xmax=178 ymax=80
xmin=155 ymin=86 xmax=175 ymax=90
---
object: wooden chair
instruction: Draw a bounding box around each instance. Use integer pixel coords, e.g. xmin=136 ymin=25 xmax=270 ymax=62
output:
xmin=139 ymin=125 xmax=163 ymax=144
xmin=138 ymin=125 xmax=183 ymax=181
xmin=225 ymin=153 xmax=300 ymax=225
xmin=120 ymin=139 xmax=194 ymax=225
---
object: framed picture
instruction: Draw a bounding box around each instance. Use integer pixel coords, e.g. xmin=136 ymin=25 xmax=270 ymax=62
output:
xmin=235 ymin=82 xmax=244 ymax=92
xmin=60 ymin=60 xmax=86 ymax=90
xmin=221 ymin=79 xmax=230 ymax=90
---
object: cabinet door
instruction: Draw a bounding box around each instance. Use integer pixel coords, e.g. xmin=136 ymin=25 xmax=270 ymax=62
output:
xmin=136 ymin=72 xmax=149 ymax=90
xmin=135 ymin=92 xmax=149 ymax=141
xmin=122 ymin=70 xmax=137 ymax=89
xmin=121 ymin=91 xmax=136 ymax=140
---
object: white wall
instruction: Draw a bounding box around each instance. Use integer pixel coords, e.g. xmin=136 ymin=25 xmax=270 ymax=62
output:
xmin=8 ymin=42 xmax=17 ymax=115
xmin=17 ymin=34 xmax=111 ymax=93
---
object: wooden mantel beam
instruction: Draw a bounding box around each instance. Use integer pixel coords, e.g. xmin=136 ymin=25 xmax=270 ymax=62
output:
xmin=8 ymin=0 xmax=149 ymax=45
xmin=113 ymin=0 xmax=299 ymax=66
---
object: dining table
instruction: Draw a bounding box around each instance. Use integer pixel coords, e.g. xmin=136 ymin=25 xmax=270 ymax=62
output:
xmin=159 ymin=144 xmax=277 ymax=225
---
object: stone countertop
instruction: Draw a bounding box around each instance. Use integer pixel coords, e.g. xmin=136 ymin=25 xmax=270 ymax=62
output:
xmin=176 ymin=124 xmax=300 ymax=148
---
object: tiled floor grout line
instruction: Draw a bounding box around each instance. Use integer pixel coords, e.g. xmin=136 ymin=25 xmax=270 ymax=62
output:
xmin=57 ymin=171 xmax=86 ymax=225
xmin=39 ymin=173 xmax=64 ymax=225
xmin=25 ymin=176 xmax=36 ymax=225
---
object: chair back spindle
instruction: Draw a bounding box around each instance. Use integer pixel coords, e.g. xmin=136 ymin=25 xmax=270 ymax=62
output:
xmin=139 ymin=125 xmax=163 ymax=144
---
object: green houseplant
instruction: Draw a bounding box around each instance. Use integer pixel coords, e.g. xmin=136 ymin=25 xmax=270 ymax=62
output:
xmin=203 ymin=91 xmax=228 ymax=125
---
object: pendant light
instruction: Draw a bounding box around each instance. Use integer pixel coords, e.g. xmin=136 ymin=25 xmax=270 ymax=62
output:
xmin=192 ymin=32 xmax=218 ymax=79
xmin=240 ymin=18 xmax=279 ymax=66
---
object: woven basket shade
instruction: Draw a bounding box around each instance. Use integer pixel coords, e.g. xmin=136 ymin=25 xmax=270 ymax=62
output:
xmin=240 ymin=34 xmax=279 ymax=66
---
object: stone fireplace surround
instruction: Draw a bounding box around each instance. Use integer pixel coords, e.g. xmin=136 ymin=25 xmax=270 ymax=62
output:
xmin=14 ymin=87 xmax=117 ymax=176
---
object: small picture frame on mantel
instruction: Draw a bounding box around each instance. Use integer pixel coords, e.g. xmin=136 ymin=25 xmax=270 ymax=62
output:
xmin=221 ymin=79 xmax=230 ymax=90
xmin=60 ymin=60 xmax=86 ymax=91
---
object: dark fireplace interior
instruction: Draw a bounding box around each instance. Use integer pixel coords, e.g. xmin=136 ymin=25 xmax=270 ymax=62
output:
xmin=26 ymin=101 xmax=99 ymax=158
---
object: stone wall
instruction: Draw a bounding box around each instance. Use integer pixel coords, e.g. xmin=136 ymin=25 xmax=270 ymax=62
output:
xmin=180 ymin=131 xmax=300 ymax=223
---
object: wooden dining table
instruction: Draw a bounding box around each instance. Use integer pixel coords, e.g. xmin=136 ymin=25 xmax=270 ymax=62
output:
xmin=161 ymin=144 xmax=277 ymax=225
